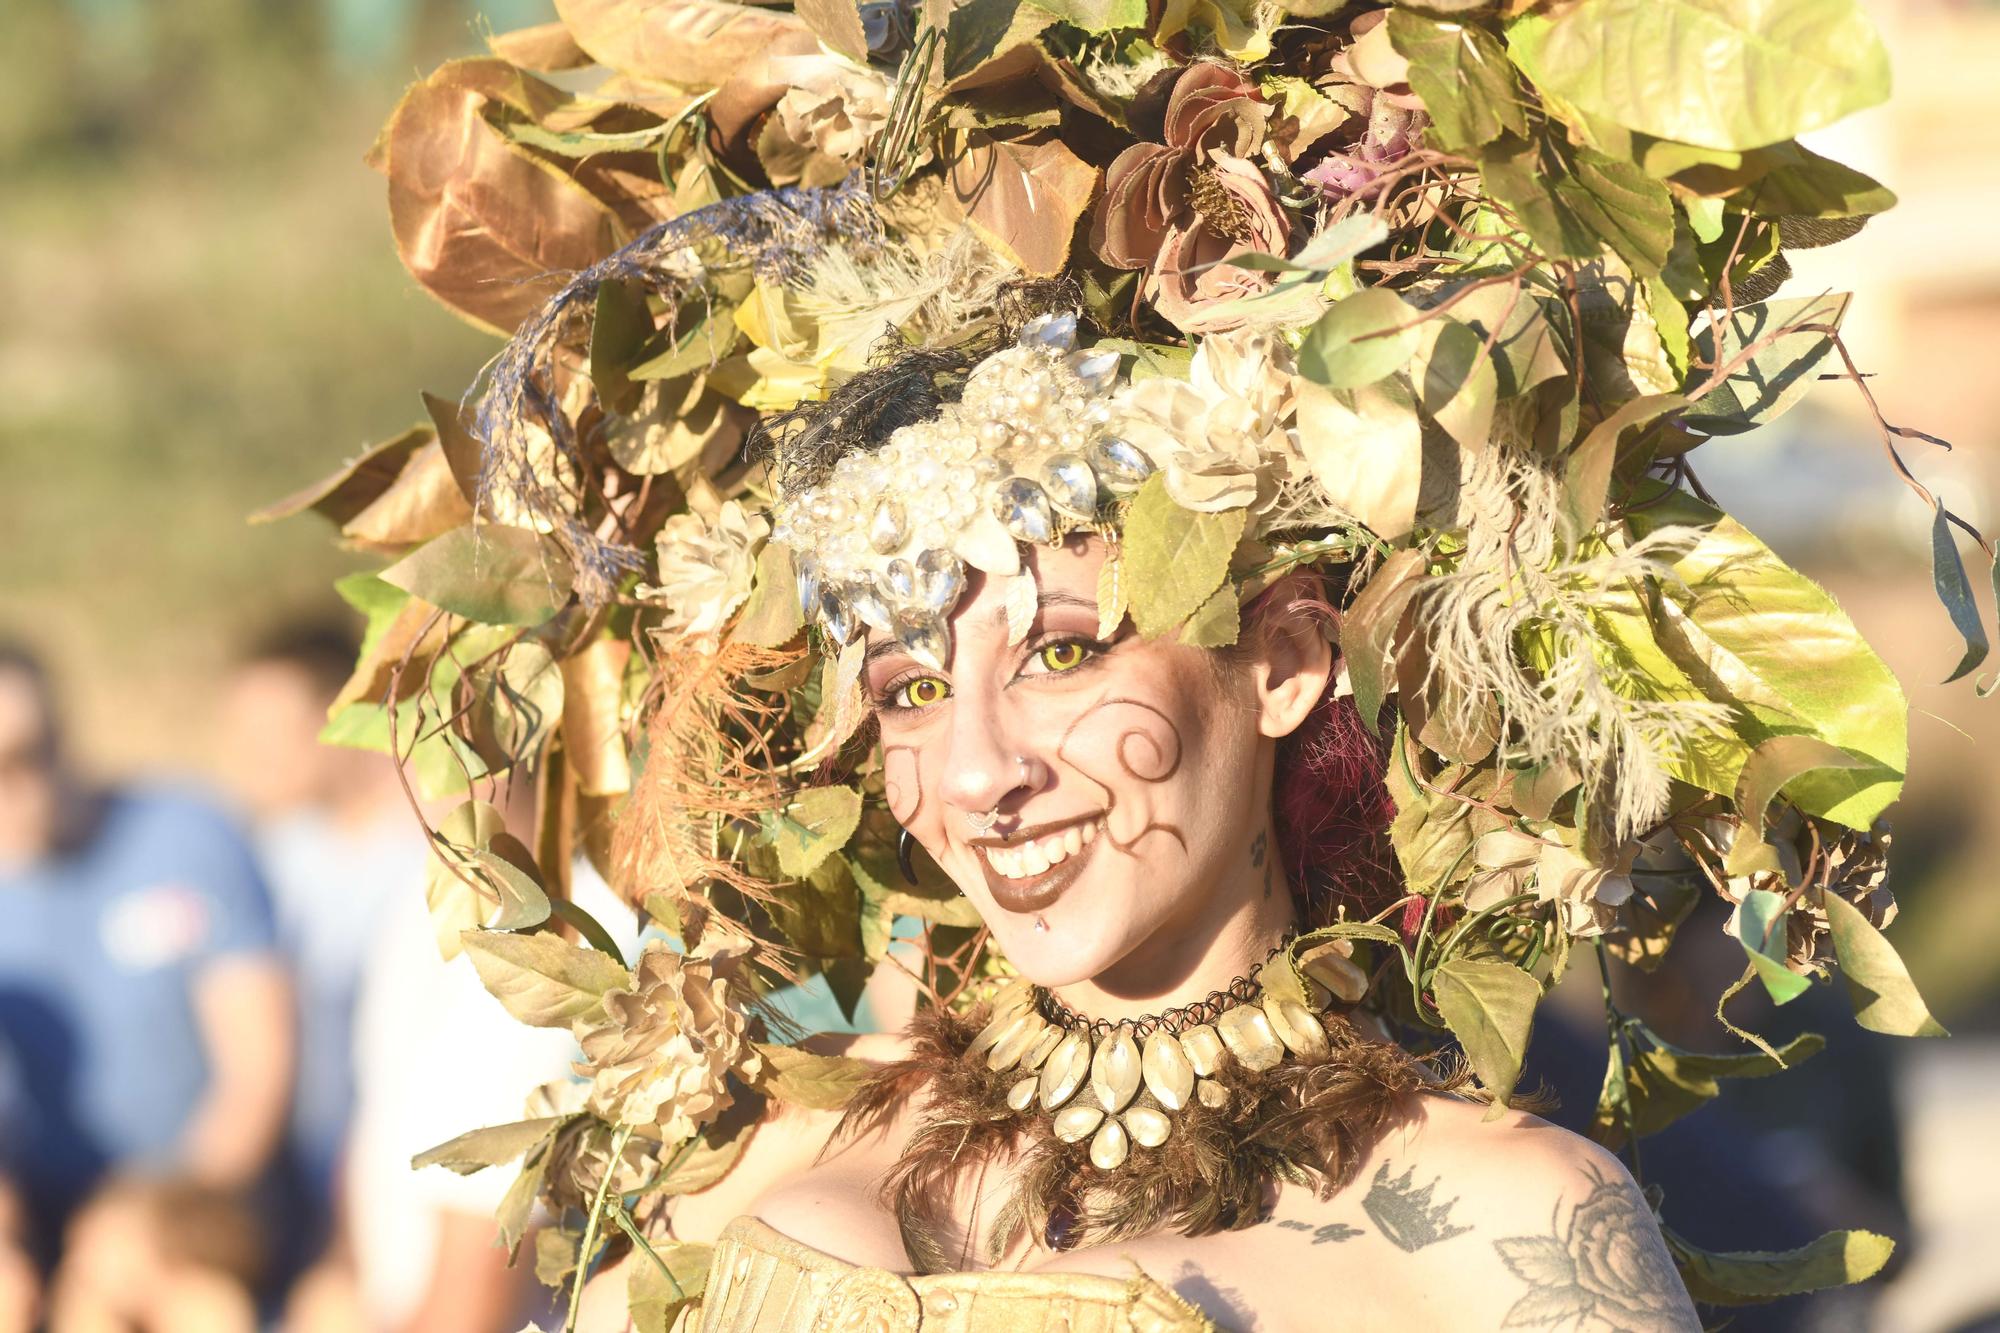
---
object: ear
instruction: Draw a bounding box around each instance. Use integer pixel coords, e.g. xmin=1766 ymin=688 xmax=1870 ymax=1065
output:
xmin=1249 ymin=572 xmax=1335 ymax=740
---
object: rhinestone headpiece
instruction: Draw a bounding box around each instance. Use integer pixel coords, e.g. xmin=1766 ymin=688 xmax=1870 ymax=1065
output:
xmin=768 ymin=313 xmax=1157 ymax=669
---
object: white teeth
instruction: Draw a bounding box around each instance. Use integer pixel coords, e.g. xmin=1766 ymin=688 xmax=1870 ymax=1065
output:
xmin=982 ymin=818 xmax=1105 ymax=880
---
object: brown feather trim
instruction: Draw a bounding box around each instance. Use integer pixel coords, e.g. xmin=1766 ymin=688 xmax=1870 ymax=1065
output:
xmin=832 ymin=1005 xmax=1467 ymax=1272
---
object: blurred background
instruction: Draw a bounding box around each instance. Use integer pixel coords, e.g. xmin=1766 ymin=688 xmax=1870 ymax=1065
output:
xmin=0 ymin=0 xmax=1996 ymax=1329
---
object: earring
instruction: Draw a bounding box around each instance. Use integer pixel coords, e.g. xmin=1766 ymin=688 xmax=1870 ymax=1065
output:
xmin=897 ymin=826 xmax=920 ymax=886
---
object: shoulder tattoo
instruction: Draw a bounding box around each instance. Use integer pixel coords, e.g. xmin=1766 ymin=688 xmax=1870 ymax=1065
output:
xmin=1491 ymin=1169 xmax=1699 ymax=1331
xmin=1361 ymin=1162 xmax=1473 ymax=1252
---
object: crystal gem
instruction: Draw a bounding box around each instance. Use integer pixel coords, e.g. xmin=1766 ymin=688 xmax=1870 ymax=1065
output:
xmin=1022 ymin=1026 xmax=1064 ymax=1072
xmin=1039 ymin=1031 xmax=1091 ymax=1110
xmin=1265 ymin=997 xmax=1330 ymax=1060
xmin=1299 ymin=941 xmax=1370 ymax=1004
xmin=1179 ymin=1023 xmax=1227 ymax=1076
xmin=988 ymin=1016 xmax=1048 ymax=1071
xmin=849 ymin=581 xmax=893 ymax=632
xmin=1088 ymin=1117 xmax=1130 ymax=1171
xmin=868 ymin=499 xmax=908 ymax=555
xmin=967 ymin=1008 xmax=1026 ymax=1060
xmin=1141 ymin=1030 xmax=1195 ymax=1111
xmin=1052 ymin=1102 xmax=1104 ymax=1143
xmin=1086 ymin=436 xmax=1155 ymax=494
xmin=1006 ymin=1076 xmax=1039 ymax=1112
xmin=883 ymin=559 xmax=916 ymax=601
xmin=1196 ymin=1078 xmax=1229 ymax=1109
xmin=915 ymin=548 xmax=965 ymax=614
xmin=1124 ymin=1104 xmax=1171 ymax=1149
xmin=1090 ymin=1027 xmax=1142 ymax=1113
xmin=1068 ymin=349 xmax=1121 ymax=393
xmin=994 ymin=477 xmax=1056 ymax=544
xmin=819 ymin=589 xmax=857 ymax=646
xmin=1040 ymin=454 xmax=1099 ymax=520
xmin=1019 ymin=311 xmax=1077 ymax=351
xmin=893 ymin=610 xmax=950 ymax=672
xmin=796 ymin=556 xmax=822 ymax=619
xmin=1218 ymin=1004 xmax=1285 ymax=1072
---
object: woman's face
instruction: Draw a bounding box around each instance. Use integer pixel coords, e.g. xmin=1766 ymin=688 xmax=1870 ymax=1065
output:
xmin=865 ymin=535 xmax=1314 ymax=987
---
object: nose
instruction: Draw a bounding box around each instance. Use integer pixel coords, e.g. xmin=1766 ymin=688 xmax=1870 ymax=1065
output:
xmin=938 ymin=684 xmax=1046 ymax=824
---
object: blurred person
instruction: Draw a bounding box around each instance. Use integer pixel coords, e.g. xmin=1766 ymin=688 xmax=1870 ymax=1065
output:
xmin=47 ymin=1175 xmax=264 ymax=1333
xmin=0 ymin=1177 xmax=42 ymax=1333
xmin=0 ymin=640 xmax=293 ymax=1261
xmin=220 ymin=620 xmax=424 ymax=1269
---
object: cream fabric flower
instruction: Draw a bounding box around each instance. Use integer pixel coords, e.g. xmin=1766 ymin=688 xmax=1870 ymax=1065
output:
xmin=760 ymin=56 xmax=891 ymax=187
xmin=1109 ymin=329 xmax=1300 ymax=512
xmin=644 ymin=500 xmax=770 ymax=647
xmin=1465 ymin=827 xmax=1635 ymax=937
xmin=570 ymin=940 xmax=762 ymax=1141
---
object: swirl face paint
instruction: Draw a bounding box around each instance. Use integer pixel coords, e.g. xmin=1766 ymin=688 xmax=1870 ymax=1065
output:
xmin=864 ymin=536 xmax=1279 ymax=989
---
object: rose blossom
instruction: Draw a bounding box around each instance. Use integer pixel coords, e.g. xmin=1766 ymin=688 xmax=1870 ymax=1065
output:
xmin=642 ymin=500 xmax=769 ymax=648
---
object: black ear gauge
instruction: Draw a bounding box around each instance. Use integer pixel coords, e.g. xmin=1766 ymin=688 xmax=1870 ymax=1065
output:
xmin=897 ymin=825 xmax=920 ymax=885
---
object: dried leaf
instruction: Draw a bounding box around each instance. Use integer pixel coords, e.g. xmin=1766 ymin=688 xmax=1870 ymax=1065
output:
xmin=947 ymin=133 xmax=1099 ymax=278
xmin=383 ymin=66 xmax=622 ymax=335
xmin=561 ymin=637 xmax=635 ymax=796
xmin=381 ymin=525 xmax=576 ymax=627
xmin=1294 ymin=379 xmax=1424 ymax=540
xmin=252 ymin=425 xmax=434 ymax=527
xmin=412 ymin=1115 xmax=565 ymax=1175
xmin=489 ymin=21 xmax=595 ymax=71
xmin=1825 ymin=893 xmax=1947 ymax=1038
xmin=766 ymin=785 xmax=864 ymax=879
xmin=752 ymin=1043 xmax=874 ymax=1109
xmin=555 ymin=0 xmax=813 ymax=89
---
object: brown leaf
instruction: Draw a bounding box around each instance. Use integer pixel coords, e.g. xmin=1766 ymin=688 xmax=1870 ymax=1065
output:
xmin=384 ymin=70 xmax=622 ymax=335
xmin=554 ymin=0 xmax=814 ymax=90
xmin=251 ymin=425 xmax=433 ymax=527
xmin=947 ymin=133 xmax=1099 ymax=277
xmin=561 ymin=637 xmax=635 ymax=796
xmin=793 ymin=0 xmax=869 ymax=61
xmin=340 ymin=442 xmax=477 ymax=552
xmin=488 ymin=20 xmax=596 ymax=71
xmin=331 ymin=597 xmax=448 ymax=714
xmin=420 ymin=391 xmax=485 ymax=507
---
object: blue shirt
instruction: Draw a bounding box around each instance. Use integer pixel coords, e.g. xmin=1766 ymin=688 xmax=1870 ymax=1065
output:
xmin=0 ymin=786 xmax=277 ymax=1229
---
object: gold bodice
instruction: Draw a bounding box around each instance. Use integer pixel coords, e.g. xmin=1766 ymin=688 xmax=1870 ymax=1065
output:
xmin=691 ymin=1217 xmax=1219 ymax=1333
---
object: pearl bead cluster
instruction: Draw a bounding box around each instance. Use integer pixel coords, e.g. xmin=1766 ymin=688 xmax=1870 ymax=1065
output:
xmin=769 ymin=312 xmax=1159 ymax=669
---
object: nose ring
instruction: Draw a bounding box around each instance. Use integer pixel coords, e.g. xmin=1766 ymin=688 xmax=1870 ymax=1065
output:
xmin=964 ymin=807 xmax=999 ymax=833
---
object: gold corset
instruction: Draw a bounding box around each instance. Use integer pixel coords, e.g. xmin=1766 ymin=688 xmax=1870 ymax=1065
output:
xmin=692 ymin=1217 xmax=1219 ymax=1333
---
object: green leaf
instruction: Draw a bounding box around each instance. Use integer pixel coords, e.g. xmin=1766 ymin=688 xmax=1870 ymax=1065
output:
xmin=1684 ymin=293 xmax=1850 ymax=435
xmin=1560 ymin=149 xmax=1676 ymax=275
xmin=461 ymin=929 xmax=632 ymax=1027
xmin=1431 ymin=957 xmax=1541 ymax=1113
xmin=1592 ymin=1028 xmax=1822 ymax=1148
xmin=753 ymin=1043 xmax=874 ymax=1109
xmin=467 ymin=847 xmax=554 ymax=931
xmin=381 ymin=524 xmax=576 ymax=626
xmin=628 ymin=304 xmax=740 ymax=382
xmin=1388 ymin=11 xmax=1524 ymax=151
xmin=732 ymin=541 xmax=805 ymax=648
xmin=1528 ymin=0 xmax=1891 ymax=152
xmin=1627 ymin=488 xmax=1907 ymax=827
xmin=1089 ymin=337 xmax=1196 ymax=382
xmin=628 ymin=1240 xmax=711 ymax=1333
xmin=1734 ymin=888 xmax=1812 ymax=1005
xmin=1736 ymin=142 xmax=1897 ymax=219
xmin=1297 ymin=288 xmax=1423 ymax=391
xmin=943 ymin=0 xmax=1053 ymax=83
xmin=1178 ymin=585 xmax=1241 ymax=647
xmin=1929 ymin=501 xmax=1990 ymax=685
xmin=1666 ymin=1226 xmax=1894 ymax=1305
xmin=1724 ymin=735 xmax=1869 ymax=877
xmin=334 ymin=571 xmax=413 ymax=665
xmin=1477 ymin=134 xmax=1599 ymax=260
xmin=1023 ymin=0 xmax=1144 ymax=31
xmin=1825 ymin=892 xmax=1948 ymax=1037
xmin=648 ymin=1124 xmax=753 ymax=1196
xmin=1120 ymin=474 xmax=1247 ymax=638
xmin=1558 ymin=393 xmax=1686 ymax=546
xmin=1410 ymin=318 xmax=1499 ymax=454
xmin=766 ymin=785 xmax=864 ymax=879
xmin=412 ymin=1115 xmax=565 ymax=1175
xmin=590 ymin=279 xmax=651 ymax=414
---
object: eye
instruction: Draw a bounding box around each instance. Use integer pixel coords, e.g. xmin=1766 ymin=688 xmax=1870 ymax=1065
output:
xmin=894 ymin=676 xmax=950 ymax=709
xmin=1038 ymin=641 xmax=1090 ymax=673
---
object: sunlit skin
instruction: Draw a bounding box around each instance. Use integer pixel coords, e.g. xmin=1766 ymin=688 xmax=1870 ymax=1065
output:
xmin=864 ymin=533 xmax=1330 ymax=1019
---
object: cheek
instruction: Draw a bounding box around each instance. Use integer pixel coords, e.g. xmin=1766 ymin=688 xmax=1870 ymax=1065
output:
xmin=882 ymin=742 xmax=923 ymax=824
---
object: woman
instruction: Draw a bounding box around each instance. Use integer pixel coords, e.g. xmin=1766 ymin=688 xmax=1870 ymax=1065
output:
xmin=339 ymin=1 xmax=1948 ymax=1328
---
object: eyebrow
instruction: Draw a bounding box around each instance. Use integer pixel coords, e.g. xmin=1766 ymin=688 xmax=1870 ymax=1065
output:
xmin=862 ymin=589 xmax=1102 ymax=669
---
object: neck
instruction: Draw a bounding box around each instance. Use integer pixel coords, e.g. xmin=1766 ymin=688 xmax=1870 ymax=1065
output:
xmin=1050 ymin=822 xmax=1296 ymax=1025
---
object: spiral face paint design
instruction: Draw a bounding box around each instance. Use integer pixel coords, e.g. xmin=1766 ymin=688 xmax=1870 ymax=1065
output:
xmin=1056 ymin=696 xmax=1188 ymax=856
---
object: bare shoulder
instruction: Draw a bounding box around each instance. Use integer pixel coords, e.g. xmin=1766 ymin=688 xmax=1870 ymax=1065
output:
xmin=1346 ymin=1094 xmax=1701 ymax=1332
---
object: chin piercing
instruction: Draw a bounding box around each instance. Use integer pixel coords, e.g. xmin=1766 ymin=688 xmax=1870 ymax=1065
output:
xmin=1034 ymin=915 xmax=1048 ymax=933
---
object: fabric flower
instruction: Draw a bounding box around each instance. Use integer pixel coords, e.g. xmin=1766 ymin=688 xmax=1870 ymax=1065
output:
xmin=1303 ymin=9 xmax=1428 ymax=203
xmin=1465 ymin=826 xmax=1635 ymax=937
xmin=1108 ymin=328 xmax=1300 ymax=511
xmin=757 ymin=56 xmax=891 ymax=188
xmin=643 ymin=500 xmax=770 ymax=647
xmin=570 ymin=939 xmax=762 ymax=1141
xmin=1090 ymin=63 xmax=1286 ymax=333
xmin=543 ymin=1118 xmax=664 ymax=1214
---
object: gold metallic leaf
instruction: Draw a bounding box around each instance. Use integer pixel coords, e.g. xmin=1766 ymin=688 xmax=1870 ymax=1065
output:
xmin=383 ymin=65 xmax=622 ymax=336
xmin=946 ymin=132 xmax=1100 ymax=278
xmin=560 ymin=637 xmax=634 ymax=796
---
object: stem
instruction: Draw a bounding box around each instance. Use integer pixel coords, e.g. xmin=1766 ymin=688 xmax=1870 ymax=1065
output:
xmin=610 ymin=1203 xmax=686 ymax=1302
xmin=1595 ymin=941 xmax=1643 ymax=1184
xmin=566 ymin=1123 xmax=635 ymax=1333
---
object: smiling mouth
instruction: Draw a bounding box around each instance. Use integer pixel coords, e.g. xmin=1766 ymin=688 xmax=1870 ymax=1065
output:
xmin=972 ymin=817 xmax=1104 ymax=915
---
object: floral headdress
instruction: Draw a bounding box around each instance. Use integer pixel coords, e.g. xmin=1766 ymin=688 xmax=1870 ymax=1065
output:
xmin=275 ymin=0 xmax=1990 ymax=1323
